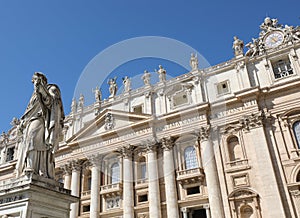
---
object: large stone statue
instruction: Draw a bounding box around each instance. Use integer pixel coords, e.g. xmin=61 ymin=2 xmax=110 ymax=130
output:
xmin=142 ymin=70 xmax=151 ymax=86
xmin=156 ymin=65 xmax=166 ymax=82
xmin=122 ymin=76 xmax=131 ymax=92
xmin=93 ymin=86 xmax=102 ymax=102
xmin=108 ymin=77 xmax=118 ymax=98
xmin=15 ymin=72 xmax=64 ymax=179
xmin=232 ymin=36 xmax=244 ymax=56
xmin=189 ymin=53 xmax=198 ymax=70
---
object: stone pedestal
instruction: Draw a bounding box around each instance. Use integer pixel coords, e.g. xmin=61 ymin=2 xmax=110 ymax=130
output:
xmin=0 ymin=173 xmax=78 ymax=218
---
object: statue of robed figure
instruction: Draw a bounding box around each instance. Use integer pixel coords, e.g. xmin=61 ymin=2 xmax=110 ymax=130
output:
xmin=15 ymin=72 xmax=64 ymax=179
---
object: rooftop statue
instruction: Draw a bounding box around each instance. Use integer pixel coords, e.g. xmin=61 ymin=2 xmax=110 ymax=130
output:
xmin=78 ymin=94 xmax=84 ymax=109
xmin=15 ymin=72 xmax=64 ymax=179
xmin=71 ymin=97 xmax=77 ymax=114
xmin=190 ymin=53 xmax=199 ymax=70
xmin=232 ymin=36 xmax=244 ymax=57
xmin=93 ymin=86 xmax=102 ymax=102
xmin=142 ymin=70 xmax=151 ymax=86
xmin=156 ymin=65 xmax=166 ymax=82
xmin=122 ymin=76 xmax=131 ymax=92
xmin=108 ymin=77 xmax=118 ymax=98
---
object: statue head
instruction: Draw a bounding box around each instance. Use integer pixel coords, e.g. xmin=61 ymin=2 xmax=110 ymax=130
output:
xmin=32 ymin=72 xmax=48 ymax=86
xmin=264 ymin=17 xmax=272 ymax=26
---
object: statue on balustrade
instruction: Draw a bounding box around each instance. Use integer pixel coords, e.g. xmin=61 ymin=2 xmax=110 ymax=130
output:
xmin=15 ymin=72 xmax=64 ymax=179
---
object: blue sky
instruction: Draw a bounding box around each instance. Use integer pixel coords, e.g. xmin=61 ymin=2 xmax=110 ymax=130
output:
xmin=0 ymin=0 xmax=299 ymax=132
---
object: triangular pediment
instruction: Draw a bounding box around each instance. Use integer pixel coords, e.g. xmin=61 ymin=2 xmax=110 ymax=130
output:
xmin=67 ymin=109 xmax=151 ymax=143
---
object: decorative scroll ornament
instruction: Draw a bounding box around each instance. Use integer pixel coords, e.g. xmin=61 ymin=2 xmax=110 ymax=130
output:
xmin=104 ymin=113 xmax=114 ymax=130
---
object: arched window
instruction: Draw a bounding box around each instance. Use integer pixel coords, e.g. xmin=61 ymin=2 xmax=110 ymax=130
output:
xmin=293 ymin=121 xmax=300 ymax=149
xmin=111 ymin=162 xmax=120 ymax=184
xmin=240 ymin=205 xmax=254 ymax=218
xmin=296 ymin=171 xmax=300 ymax=182
xmin=184 ymin=146 xmax=198 ymax=170
xmin=138 ymin=156 xmax=147 ymax=180
xmin=228 ymin=136 xmax=243 ymax=162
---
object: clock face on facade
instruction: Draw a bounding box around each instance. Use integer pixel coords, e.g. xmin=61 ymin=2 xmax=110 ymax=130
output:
xmin=264 ymin=31 xmax=284 ymax=49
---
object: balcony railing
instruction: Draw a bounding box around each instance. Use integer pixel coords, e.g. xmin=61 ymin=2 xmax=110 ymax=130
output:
xmin=81 ymin=190 xmax=91 ymax=198
xmin=100 ymin=183 xmax=123 ymax=197
xmin=176 ymin=167 xmax=204 ymax=185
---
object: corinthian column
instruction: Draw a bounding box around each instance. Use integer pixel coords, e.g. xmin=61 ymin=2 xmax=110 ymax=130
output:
xmin=89 ymin=154 xmax=102 ymax=218
xmin=199 ymin=126 xmax=224 ymax=218
xmin=161 ymin=137 xmax=179 ymax=218
xmin=62 ymin=163 xmax=72 ymax=190
xmin=146 ymin=139 xmax=162 ymax=218
xmin=120 ymin=145 xmax=135 ymax=218
xmin=70 ymin=160 xmax=82 ymax=218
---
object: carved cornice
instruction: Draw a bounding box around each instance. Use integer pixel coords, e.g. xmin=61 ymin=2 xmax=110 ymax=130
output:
xmin=161 ymin=137 xmax=175 ymax=151
xmin=104 ymin=113 xmax=114 ymax=130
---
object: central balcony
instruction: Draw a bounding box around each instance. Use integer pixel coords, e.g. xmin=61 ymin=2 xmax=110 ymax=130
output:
xmin=176 ymin=167 xmax=204 ymax=185
xmin=100 ymin=183 xmax=123 ymax=197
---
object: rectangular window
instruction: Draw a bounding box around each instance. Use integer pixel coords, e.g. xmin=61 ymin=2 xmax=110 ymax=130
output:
xmin=140 ymin=163 xmax=147 ymax=179
xmin=272 ymin=59 xmax=293 ymax=79
xmin=6 ymin=147 xmax=14 ymax=162
xmin=217 ymin=81 xmax=230 ymax=95
xmin=187 ymin=186 xmax=200 ymax=195
xmin=82 ymin=205 xmax=90 ymax=212
xmin=133 ymin=105 xmax=143 ymax=114
xmin=173 ymin=91 xmax=188 ymax=107
xmin=138 ymin=194 xmax=148 ymax=202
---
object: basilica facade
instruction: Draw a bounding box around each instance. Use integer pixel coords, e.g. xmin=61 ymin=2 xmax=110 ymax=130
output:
xmin=1 ymin=17 xmax=300 ymax=218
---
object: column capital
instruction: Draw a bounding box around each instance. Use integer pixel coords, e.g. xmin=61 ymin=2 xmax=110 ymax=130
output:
xmin=88 ymin=154 xmax=103 ymax=168
xmin=197 ymin=125 xmax=210 ymax=142
xmin=61 ymin=163 xmax=72 ymax=175
xmin=71 ymin=159 xmax=82 ymax=172
xmin=118 ymin=144 xmax=135 ymax=158
xmin=180 ymin=207 xmax=189 ymax=213
xmin=143 ymin=138 xmax=159 ymax=153
xmin=203 ymin=204 xmax=210 ymax=209
xmin=161 ymin=136 xmax=175 ymax=151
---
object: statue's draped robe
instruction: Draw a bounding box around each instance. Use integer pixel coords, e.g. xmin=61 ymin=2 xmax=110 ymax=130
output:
xmin=16 ymin=84 xmax=64 ymax=178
